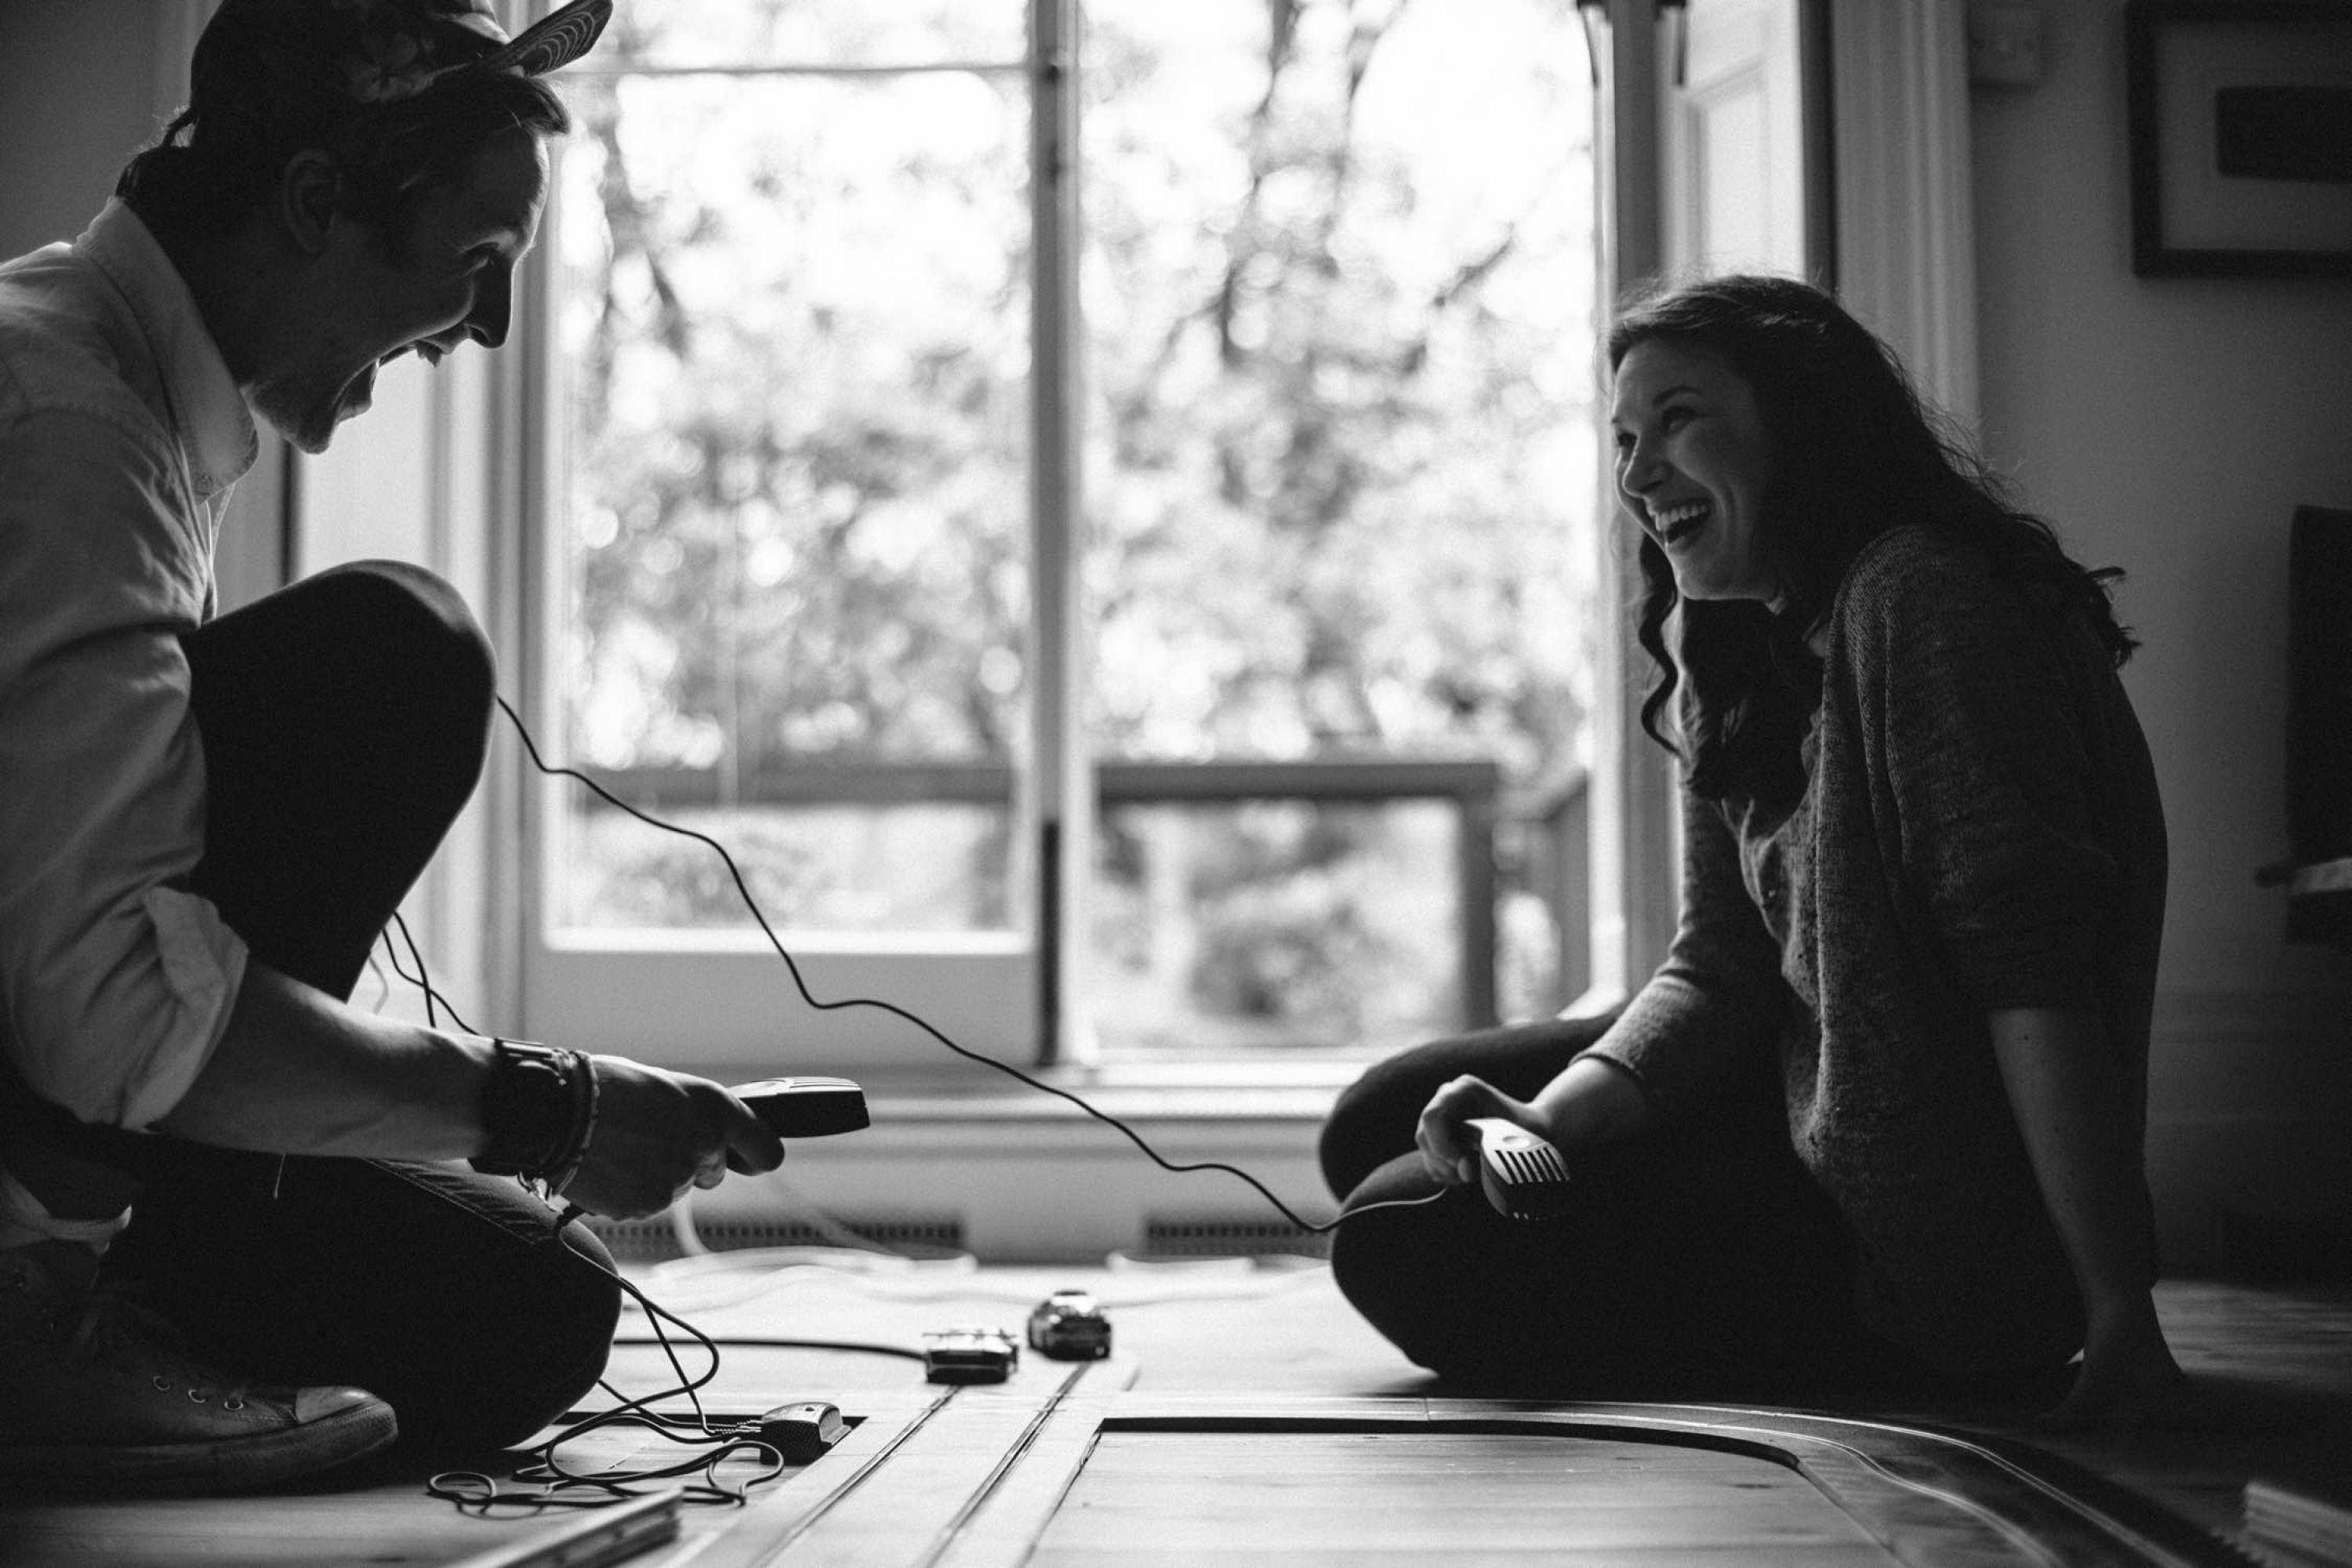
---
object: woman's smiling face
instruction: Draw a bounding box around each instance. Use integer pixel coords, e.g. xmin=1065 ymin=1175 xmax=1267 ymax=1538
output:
xmin=1610 ymin=338 xmax=1780 ymax=606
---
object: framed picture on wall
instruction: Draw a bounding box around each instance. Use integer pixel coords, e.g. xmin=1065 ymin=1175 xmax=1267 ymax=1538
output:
xmin=2125 ymin=0 xmax=2352 ymax=278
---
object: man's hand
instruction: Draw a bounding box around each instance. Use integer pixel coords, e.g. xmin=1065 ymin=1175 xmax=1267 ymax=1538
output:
xmin=561 ymin=1058 xmax=786 ymax=1220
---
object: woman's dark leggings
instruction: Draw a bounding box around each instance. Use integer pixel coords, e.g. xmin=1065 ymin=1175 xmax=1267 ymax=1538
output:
xmin=1319 ymin=1014 xmax=1939 ymax=1403
xmin=4 ymin=561 xmax=619 ymax=1460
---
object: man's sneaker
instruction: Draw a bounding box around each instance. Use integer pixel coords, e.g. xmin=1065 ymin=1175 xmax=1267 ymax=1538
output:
xmin=0 ymin=1242 xmax=398 ymax=1494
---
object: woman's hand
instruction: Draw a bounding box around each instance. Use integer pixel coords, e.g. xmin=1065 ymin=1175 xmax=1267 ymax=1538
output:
xmin=1415 ymin=1054 xmax=1657 ymax=1189
xmin=1414 ymin=1075 xmax=1552 ymax=1188
xmin=561 ymin=1058 xmax=786 ymax=1220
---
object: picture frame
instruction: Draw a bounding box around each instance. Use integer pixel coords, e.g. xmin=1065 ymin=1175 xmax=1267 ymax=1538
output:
xmin=2125 ymin=0 xmax=2352 ymax=278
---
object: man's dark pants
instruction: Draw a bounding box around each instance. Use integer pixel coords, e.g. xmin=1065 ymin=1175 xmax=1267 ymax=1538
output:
xmin=2 ymin=561 xmax=619 ymax=1461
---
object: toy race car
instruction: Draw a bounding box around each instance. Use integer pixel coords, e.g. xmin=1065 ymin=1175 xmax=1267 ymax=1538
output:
xmin=1025 ymin=1290 xmax=1112 ymax=1360
xmin=921 ymin=1327 xmax=1019 ymax=1385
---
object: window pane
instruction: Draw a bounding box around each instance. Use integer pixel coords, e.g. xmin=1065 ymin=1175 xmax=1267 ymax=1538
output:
xmin=578 ymin=0 xmax=1026 ymax=71
xmin=550 ymin=61 xmax=1031 ymax=935
xmin=1094 ymin=799 xmax=1465 ymax=1055
xmin=1080 ymin=0 xmax=1599 ymax=1054
xmin=568 ymin=802 xmax=1012 ymax=931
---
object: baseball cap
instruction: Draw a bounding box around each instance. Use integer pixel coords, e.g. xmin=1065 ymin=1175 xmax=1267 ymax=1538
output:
xmin=187 ymin=0 xmax=612 ymax=136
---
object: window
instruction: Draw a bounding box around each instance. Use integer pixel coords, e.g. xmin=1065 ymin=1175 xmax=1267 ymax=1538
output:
xmin=512 ymin=0 xmax=1603 ymax=1078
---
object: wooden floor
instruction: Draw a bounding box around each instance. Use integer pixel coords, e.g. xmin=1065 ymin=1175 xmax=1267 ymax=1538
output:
xmin=2 ymin=1257 xmax=2345 ymax=1566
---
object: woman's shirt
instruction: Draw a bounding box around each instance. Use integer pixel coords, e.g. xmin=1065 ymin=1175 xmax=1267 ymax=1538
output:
xmin=1588 ymin=524 xmax=2169 ymax=1377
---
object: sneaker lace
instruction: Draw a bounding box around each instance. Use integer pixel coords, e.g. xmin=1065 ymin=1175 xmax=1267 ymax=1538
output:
xmin=64 ymin=1282 xmax=253 ymax=1403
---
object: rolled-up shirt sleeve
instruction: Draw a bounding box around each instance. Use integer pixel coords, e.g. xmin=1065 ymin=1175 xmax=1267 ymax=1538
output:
xmin=0 ymin=403 xmax=247 ymax=1129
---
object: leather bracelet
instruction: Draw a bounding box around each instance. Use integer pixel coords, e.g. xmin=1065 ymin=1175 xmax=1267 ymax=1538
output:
xmin=474 ymin=1038 xmax=588 ymax=1181
xmin=541 ymin=1053 xmax=599 ymax=1197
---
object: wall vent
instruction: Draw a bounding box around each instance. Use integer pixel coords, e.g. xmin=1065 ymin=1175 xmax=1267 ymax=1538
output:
xmin=583 ymin=1211 xmax=967 ymax=1265
xmin=1140 ymin=1214 xmax=1331 ymax=1261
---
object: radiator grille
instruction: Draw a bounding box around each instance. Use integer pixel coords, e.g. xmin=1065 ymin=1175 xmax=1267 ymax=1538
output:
xmin=1140 ymin=1214 xmax=1331 ymax=1261
xmin=582 ymin=1211 xmax=967 ymax=1265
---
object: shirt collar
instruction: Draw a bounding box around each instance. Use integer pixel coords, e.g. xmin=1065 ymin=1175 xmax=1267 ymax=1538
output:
xmin=77 ymin=201 xmax=259 ymax=500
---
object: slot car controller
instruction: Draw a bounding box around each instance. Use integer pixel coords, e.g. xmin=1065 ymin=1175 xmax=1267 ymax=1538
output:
xmin=1467 ymin=1116 xmax=1572 ymax=1221
xmin=731 ymin=1076 xmax=871 ymax=1138
xmin=757 ymin=1399 xmax=848 ymax=1462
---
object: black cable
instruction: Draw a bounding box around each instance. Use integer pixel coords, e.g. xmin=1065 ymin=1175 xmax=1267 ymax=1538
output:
xmin=385 ymin=912 xmax=479 ymax=1037
xmin=428 ymin=1213 xmax=793 ymax=1512
xmin=494 ymin=694 xmax=1445 ymax=1236
xmin=376 ymin=930 xmax=430 ymax=1018
xmin=375 ymin=931 xmax=797 ymax=1513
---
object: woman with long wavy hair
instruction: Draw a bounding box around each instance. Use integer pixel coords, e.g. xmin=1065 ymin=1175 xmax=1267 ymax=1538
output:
xmin=1318 ymin=274 xmax=2183 ymax=1427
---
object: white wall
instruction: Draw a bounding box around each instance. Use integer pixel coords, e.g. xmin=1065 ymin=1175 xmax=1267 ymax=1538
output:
xmin=1969 ymin=0 xmax=2352 ymax=1266
xmin=0 ymin=2 xmax=158 ymax=265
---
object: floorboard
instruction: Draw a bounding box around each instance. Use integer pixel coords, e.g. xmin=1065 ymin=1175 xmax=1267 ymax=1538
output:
xmin=2 ymin=1261 xmax=2343 ymax=1566
xmin=1025 ymin=1431 xmax=1899 ymax=1564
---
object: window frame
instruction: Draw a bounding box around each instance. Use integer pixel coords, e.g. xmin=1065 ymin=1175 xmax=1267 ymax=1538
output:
xmin=492 ymin=0 xmax=1621 ymax=1083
